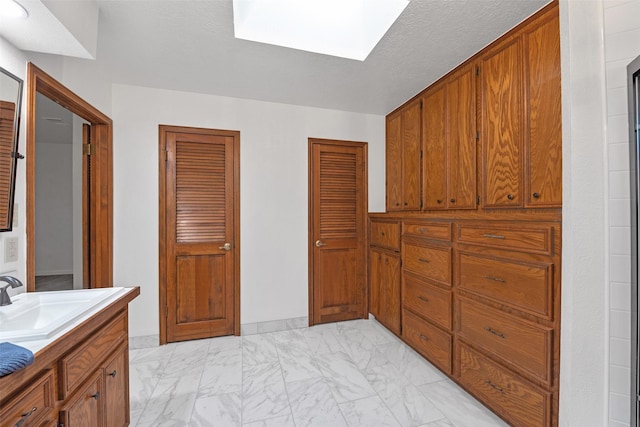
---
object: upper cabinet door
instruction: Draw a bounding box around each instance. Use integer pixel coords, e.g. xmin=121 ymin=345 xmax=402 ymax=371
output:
xmin=422 ymin=85 xmax=447 ymax=210
xmin=386 ymin=100 xmax=422 ymax=212
xmin=481 ymin=37 xmax=524 ymax=208
xmin=402 ymin=100 xmax=422 ymax=210
xmin=386 ymin=113 xmax=403 ymax=211
xmin=446 ymin=65 xmax=477 ymax=209
xmin=524 ymin=13 xmax=562 ymax=207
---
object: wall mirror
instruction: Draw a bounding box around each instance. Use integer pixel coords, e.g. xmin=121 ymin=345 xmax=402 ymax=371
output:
xmin=0 ymin=66 xmax=23 ymax=232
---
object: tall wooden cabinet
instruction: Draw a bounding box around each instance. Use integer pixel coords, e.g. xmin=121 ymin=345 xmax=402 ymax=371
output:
xmin=373 ymin=3 xmax=562 ymax=426
xmin=369 ymin=219 xmax=401 ymax=334
xmin=480 ymin=10 xmax=562 ymax=209
xmin=386 ymin=99 xmax=421 ymax=211
xmin=423 ymin=64 xmax=477 ymax=210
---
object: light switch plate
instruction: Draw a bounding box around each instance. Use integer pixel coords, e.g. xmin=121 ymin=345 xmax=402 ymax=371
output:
xmin=4 ymin=237 xmax=18 ymax=263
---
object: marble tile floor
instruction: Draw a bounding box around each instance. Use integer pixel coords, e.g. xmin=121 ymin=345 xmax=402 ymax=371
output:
xmin=129 ymin=318 xmax=508 ymax=427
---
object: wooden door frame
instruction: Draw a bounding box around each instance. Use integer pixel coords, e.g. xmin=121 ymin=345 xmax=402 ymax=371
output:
xmin=26 ymin=63 xmax=113 ymax=291
xmin=307 ymin=137 xmax=369 ymax=326
xmin=158 ymin=125 xmax=241 ymax=344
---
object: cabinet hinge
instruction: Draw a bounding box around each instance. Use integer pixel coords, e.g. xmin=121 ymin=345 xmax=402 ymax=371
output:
xmin=420 ymin=150 xmax=423 ymax=159
xmin=477 ymin=196 xmax=480 ymax=205
xmin=420 ymin=199 xmax=423 ymax=209
xmin=82 ymin=143 xmax=95 ymax=156
xmin=165 ymin=306 xmax=168 ymax=317
xmin=476 ymin=132 xmax=480 ymax=141
xmin=475 ymin=66 xmax=479 ymax=76
xmin=165 ymin=149 xmax=169 ymax=162
xmin=420 ymin=99 xmax=423 ymax=109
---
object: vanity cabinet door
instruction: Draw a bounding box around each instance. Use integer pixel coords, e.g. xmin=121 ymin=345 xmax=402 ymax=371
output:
xmin=59 ymin=371 xmax=104 ymax=427
xmin=104 ymin=345 xmax=129 ymax=427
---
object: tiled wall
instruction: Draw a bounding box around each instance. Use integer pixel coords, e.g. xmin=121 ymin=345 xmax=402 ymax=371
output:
xmin=604 ymin=1 xmax=640 ymax=425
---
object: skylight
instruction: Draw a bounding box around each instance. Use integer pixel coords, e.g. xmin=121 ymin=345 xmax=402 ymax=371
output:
xmin=232 ymin=0 xmax=409 ymax=61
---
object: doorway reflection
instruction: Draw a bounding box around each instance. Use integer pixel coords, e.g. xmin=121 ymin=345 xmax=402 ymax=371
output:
xmin=34 ymin=93 xmax=88 ymax=292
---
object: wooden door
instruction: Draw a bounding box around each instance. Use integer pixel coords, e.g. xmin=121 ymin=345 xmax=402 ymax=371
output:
xmin=378 ymin=250 xmax=401 ymax=334
xmin=309 ymin=138 xmax=367 ymax=325
xmin=103 ymin=345 xmax=128 ymax=427
xmin=159 ymin=126 xmax=240 ymax=343
xmin=447 ymin=65 xmax=477 ymax=209
xmin=524 ymin=13 xmax=562 ymax=207
xmin=369 ymin=248 xmax=383 ymax=319
xmin=59 ymin=372 xmax=103 ymax=427
xmin=422 ymin=86 xmax=447 ymax=210
xmin=402 ymin=100 xmax=422 ymax=210
xmin=386 ymin=113 xmax=402 ymax=211
xmin=481 ymin=36 xmax=524 ymax=208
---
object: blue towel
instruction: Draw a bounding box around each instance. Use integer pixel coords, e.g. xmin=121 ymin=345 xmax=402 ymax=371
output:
xmin=0 ymin=342 xmax=34 ymax=377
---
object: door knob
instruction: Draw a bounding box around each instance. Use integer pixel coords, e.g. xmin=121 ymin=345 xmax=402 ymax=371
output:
xmin=315 ymin=240 xmax=327 ymax=247
xmin=219 ymin=243 xmax=231 ymax=251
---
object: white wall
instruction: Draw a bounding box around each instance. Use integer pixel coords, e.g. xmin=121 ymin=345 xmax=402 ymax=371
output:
xmin=34 ymin=142 xmax=73 ymax=275
xmin=559 ymin=0 xmax=609 ymax=425
xmin=112 ymin=84 xmax=385 ymax=337
xmin=603 ymin=1 xmax=640 ymax=425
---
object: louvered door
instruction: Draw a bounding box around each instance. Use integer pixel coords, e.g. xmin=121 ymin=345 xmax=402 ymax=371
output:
xmin=309 ymin=139 xmax=367 ymax=325
xmin=160 ymin=126 xmax=240 ymax=343
xmin=0 ymin=101 xmax=16 ymax=229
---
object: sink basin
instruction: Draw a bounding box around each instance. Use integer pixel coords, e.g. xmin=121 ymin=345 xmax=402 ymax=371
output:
xmin=0 ymin=288 xmax=127 ymax=343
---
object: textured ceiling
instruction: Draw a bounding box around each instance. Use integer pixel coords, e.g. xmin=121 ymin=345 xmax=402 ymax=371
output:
xmin=92 ymin=0 xmax=549 ymax=115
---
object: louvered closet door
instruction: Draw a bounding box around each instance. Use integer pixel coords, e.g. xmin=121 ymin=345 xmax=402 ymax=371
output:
xmin=310 ymin=139 xmax=367 ymax=325
xmin=162 ymin=126 xmax=239 ymax=343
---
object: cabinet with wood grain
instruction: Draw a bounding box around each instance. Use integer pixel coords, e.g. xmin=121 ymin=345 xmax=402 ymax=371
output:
xmin=422 ymin=64 xmax=477 ymax=210
xmin=369 ymin=219 xmax=401 ymax=334
xmin=386 ymin=99 xmax=421 ymax=211
xmin=373 ymin=2 xmax=562 ymax=426
xmin=480 ymin=5 xmax=561 ymax=209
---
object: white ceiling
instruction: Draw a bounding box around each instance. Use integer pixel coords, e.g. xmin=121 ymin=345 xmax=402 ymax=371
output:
xmin=9 ymin=0 xmax=550 ymax=115
xmin=91 ymin=0 xmax=549 ymax=115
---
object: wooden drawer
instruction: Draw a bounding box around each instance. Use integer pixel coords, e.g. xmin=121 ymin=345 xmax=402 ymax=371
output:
xmin=456 ymin=223 xmax=553 ymax=255
xmin=458 ymin=343 xmax=551 ymax=427
xmin=403 ymin=221 xmax=451 ymax=241
xmin=370 ymin=220 xmax=400 ymax=250
xmin=0 ymin=370 xmax=54 ymax=427
xmin=458 ymin=252 xmax=554 ymax=320
xmin=403 ymin=274 xmax=451 ymax=329
xmin=403 ymin=242 xmax=452 ymax=286
xmin=402 ymin=309 xmax=452 ymax=374
xmin=59 ymin=312 xmax=127 ymax=399
xmin=456 ymin=297 xmax=553 ymax=384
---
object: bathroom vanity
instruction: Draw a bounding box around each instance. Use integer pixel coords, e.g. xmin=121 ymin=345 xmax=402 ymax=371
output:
xmin=0 ymin=287 xmax=139 ymax=427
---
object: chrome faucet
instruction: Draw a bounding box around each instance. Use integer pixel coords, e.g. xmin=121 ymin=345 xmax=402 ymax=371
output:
xmin=0 ymin=276 xmax=24 ymax=306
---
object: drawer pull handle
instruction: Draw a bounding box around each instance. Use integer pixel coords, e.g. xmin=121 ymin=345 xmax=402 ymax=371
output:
xmin=485 ymin=380 xmax=504 ymax=394
xmin=418 ymin=258 xmax=430 ymax=264
xmin=91 ymin=392 xmax=100 ymax=400
xmin=16 ymin=406 xmax=37 ymax=427
xmin=381 ymin=232 xmax=385 ymax=236
xmin=417 ymin=296 xmax=430 ymax=303
xmin=484 ymin=275 xmax=505 ymax=283
xmin=507 ymin=194 xmax=514 ymax=200
xmin=484 ymin=327 xmax=505 ymax=339
xmin=482 ymin=234 xmax=505 ymax=239
xmin=437 ymin=199 xmax=442 ymax=204
xmin=109 ymin=370 xmax=117 ymax=378
xmin=419 ymin=334 xmax=430 ymax=342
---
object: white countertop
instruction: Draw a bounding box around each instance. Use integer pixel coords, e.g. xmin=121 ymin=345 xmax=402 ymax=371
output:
xmin=0 ymin=287 xmax=138 ymax=355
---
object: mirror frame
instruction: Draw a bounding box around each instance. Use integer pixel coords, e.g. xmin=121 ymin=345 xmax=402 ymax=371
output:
xmin=0 ymin=66 xmax=24 ymax=232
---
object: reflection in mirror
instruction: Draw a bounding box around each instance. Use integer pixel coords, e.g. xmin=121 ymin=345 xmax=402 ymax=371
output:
xmin=0 ymin=67 xmax=23 ymax=232
xmin=34 ymin=93 xmax=87 ymax=292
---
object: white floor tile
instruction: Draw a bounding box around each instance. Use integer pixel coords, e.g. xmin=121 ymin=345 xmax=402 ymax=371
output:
xmin=418 ymin=380 xmax=508 ymax=427
xmin=129 ymin=319 xmax=514 ymax=426
xmin=338 ymin=395 xmax=400 ymax=427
